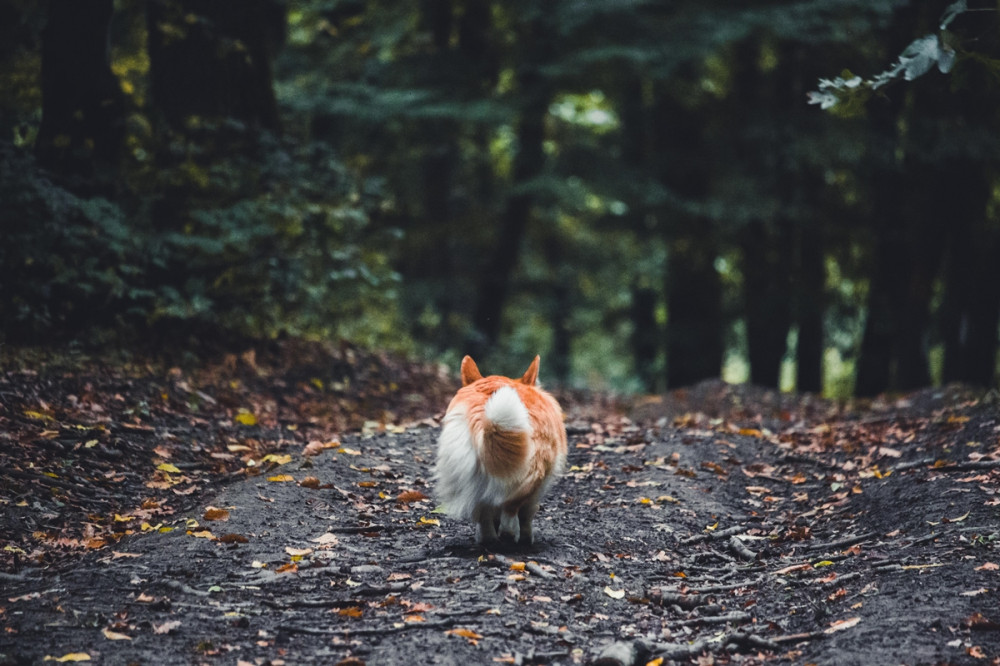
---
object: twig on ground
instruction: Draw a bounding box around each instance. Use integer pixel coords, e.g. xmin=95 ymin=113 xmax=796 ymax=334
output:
xmin=804 ymin=531 xmax=876 ymax=553
xmin=670 ymin=611 xmax=751 ymax=627
xmin=680 ymin=525 xmax=746 ymax=545
xmin=728 ymin=535 xmax=758 ymax=561
xmin=162 ymin=579 xmax=213 ymax=597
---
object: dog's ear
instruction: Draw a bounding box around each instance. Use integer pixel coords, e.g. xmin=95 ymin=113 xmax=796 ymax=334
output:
xmin=520 ymin=355 xmax=540 ymax=386
xmin=460 ymin=356 xmax=483 ymax=386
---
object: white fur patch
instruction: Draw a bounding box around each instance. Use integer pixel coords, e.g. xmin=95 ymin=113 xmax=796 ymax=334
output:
xmin=484 ymin=386 xmax=531 ymax=433
xmin=434 ymin=406 xmax=510 ymax=520
xmin=498 ymin=511 xmax=520 ymax=541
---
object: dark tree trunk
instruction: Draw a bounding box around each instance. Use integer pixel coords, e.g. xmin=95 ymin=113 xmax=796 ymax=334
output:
xmin=631 ymin=284 xmax=660 ymax=392
xmin=795 ymin=224 xmax=825 ymax=393
xmin=665 ymin=232 xmax=723 ymax=387
xmin=146 ymin=0 xmax=280 ymax=132
xmin=651 ymin=70 xmax=722 ymax=388
xmin=742 ymin=218 xmax=793 ymax=388
xmin=940 ymin=165 xmax=999 ymax=387
xmin=469 ymin=16 xmax=550 ymax=357
xmin=36 ymin=0 xmax=124 ymax=191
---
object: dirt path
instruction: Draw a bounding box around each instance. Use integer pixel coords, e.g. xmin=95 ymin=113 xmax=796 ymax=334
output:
xmin=2 ymin=354 xmax=999 ymax=665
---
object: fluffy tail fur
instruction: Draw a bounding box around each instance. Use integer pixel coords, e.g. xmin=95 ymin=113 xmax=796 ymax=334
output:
xmin=434 ymin=385 xmax=533 ymax=520
xmin=481 ymin=386 xmax=531 ymax=478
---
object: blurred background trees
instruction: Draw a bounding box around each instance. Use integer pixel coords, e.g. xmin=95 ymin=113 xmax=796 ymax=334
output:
xmin=1 ymin=0 xmax=998 ymax=396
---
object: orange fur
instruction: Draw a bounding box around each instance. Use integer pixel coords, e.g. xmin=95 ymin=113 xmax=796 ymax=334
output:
xmin=435 ymin=356 xmax=568 ymax=544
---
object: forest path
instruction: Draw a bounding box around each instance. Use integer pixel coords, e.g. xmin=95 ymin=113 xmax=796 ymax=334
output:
xmin=2 ymin=349 xmax=999 ymax=665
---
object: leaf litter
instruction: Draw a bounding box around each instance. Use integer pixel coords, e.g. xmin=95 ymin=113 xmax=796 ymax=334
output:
xmin=1 ymin=350 xmax=999 ymax=664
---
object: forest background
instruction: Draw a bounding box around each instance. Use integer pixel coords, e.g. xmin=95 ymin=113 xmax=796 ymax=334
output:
xmin=2 ymin=0 xmax=999 ymax=398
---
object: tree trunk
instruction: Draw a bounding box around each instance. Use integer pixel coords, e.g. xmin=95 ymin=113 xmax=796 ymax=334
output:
xmin=631 ymin=284 xmax=660 ymax=392
xmin=146 ymin=0 xmax=280 ymax=132
xmin=665 ymin=232 xmax=723 ymax=387
xmin=795 ymin=224 xmax=825 ymax=393
xmin=742 ymin=218 xmax=793 ymax=388
xmin=36 ymin=0 xmax=124 ymax=191
xmin=940 ymin=165 xmax=999 ymax=387
xmin=469 ymin=15 xmax=550 ymax=357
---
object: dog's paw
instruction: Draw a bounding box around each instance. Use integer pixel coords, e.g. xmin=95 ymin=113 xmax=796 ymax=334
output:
xmin=498 ymin=511 xmax=520 ymax=542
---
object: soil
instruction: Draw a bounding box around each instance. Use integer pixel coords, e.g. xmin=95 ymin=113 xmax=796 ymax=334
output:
xmin=1 ymin=345 xmax=999 ymax=665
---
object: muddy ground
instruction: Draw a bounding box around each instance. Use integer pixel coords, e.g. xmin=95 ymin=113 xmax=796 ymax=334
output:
xmin=1 ymin=347 xmax=999 ymax=665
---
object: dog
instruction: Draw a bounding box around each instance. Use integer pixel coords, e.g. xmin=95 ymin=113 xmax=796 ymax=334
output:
xmin=434 ymin=355 xmax=567 ymax=545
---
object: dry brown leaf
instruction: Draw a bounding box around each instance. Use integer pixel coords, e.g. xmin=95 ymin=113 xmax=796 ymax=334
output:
xmin=397 ymin=490 xmax=428 ymax=503
xmin=203 ymin=507 xmax=230 ymax=521
xmin=299 ymin=476 xmax=321 ymax=489
xmin=824 ymin=616 xmax=861 ymax=634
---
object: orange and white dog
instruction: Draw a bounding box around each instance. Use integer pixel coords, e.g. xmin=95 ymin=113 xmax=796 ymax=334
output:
xmin=434 ymin=356 xmax=567 ymax=545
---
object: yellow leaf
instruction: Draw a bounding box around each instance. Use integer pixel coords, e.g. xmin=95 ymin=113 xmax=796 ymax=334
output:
xmin=24 ymin=410 xmax=54 ymax=422
xmin=189 ymin=530 xmax=215 ymax=540
xmin=157 ymin=463 xmax=181 ymax=474
xmin=267 ymin=474 xmax=295 ymax=482
xmin=260 ymin=454 xmax=292 ymax=465
xmin=114 ymin=514 xmax=134 ymax=523
xmin=509 ymin=561 xmax=526 ymax=571
xmin=638 ymin=497 xmax=652 ymax=505
xmin=705 ymin=522 xmax=719 ymax=531
xmin=646 ymin=659 xmax=665 ymax=666
xmin=418 ymin=516 xmax=440 ymax=526
xmin=101 ymin=628 xmax=132 ymax=641
xmin=235 ymin=411 xmax=257 ymax=426
xmin=813 ymin=560 xmax=835 ymax=568
xmin=44 ymin=654 xmax=91 ymax=662
xmin=251 ymin=560 xmax=267 ymax=568
xmin=338 ymin=606 xmax=363 ymax=618
xmin=604 ymin=586 xmax=626 ymax=599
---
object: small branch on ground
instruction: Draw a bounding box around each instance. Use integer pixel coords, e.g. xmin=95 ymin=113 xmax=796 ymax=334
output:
xmin=680 ymin=525 xmax=746 ymax=545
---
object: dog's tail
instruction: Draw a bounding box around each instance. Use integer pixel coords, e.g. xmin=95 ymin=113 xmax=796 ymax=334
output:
xmin=480 ymin=385 xmax=532 ymax=478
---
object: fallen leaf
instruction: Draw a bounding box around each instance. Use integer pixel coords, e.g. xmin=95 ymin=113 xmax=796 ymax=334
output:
xmin=43 ymin=654 xmax=91 ymax=662
xmin=967 ymin=646 xmax=986 ymax=659
xmin=157 ymin=463 xmax=181 ymax=474
xmin=310 ymin=533 xmax=340 ymax=546
xmin=974 ymin=562 xmax=998 ymax=571
xmin=646 ymin=659 xmax=664 ymax=666
xmin=509 ymin=562 xmax=526 ymax=572
xmin=203 ymin=507 xmax=230 ymax=521
xmin=824 ymin=616 xmax=861 ymax=634
xmin=604 ymin=586 xmax=626 ymax=599
xmin=101 ymin=628 xmax=132 ymax=641
xmin=153 ymin=620 xmax=182 ymax=634
xmin=418 ymin=517 xmax=440 ymax=526
xmin=285 ymin=547 xmax=313 ymax=557
xmin=397 ymin=490 xmax=428 ymax=503
xmin=267 ymin=474 xmax=295 ymax=482
xmin=189 ymin=530 xmax=215 ymax=540
xmin=217 ymin=533 xmax=249 ymax=544
xmin=961 ymin=588 xmax=989 ymax=597
xmin=300 ymin=476 xmax=321 ymax=489
xmin=445 ymin=628 xmax=482 ymax=639
xmin=235 ymin=411 xmax=257 ymax=426
xmin=338 ymin=607 xmax=363 ymax=618
xmin=260 ymin=454 xmax=292 ymax=465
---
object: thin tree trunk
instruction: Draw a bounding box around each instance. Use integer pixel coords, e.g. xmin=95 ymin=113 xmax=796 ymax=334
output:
xmin=36 ymin=0 xmax=124 ymax=191
xmin=795 ymin=224 xmax=825 ymax=393
xmin=742 ymin=218 xmax=793 ymax=388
